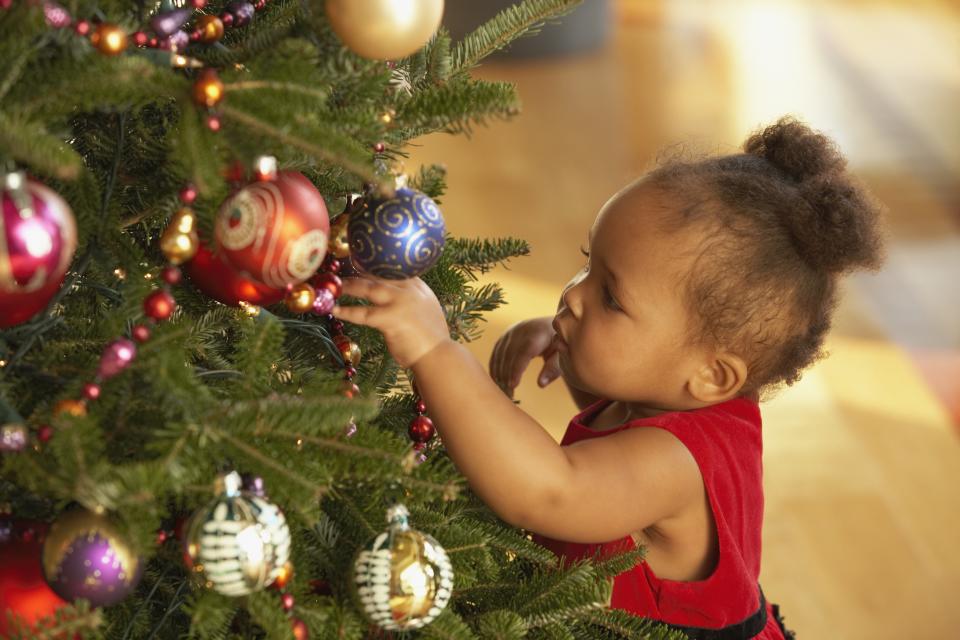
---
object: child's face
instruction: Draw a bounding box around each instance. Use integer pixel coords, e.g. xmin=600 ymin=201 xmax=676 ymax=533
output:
xmin=553 ymin=181 xmax=710 ymax=410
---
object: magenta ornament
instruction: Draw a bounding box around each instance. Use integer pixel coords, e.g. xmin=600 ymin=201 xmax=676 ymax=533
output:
xmin=41 ymin=508 xmax=143 ymax=607
xmin=97 ymin=338 xmax=137 ymax=379
xmin=1 ymin=173 xmax=78 ymax=328
xmin=311 ymin=287 xmax=336 ymax=315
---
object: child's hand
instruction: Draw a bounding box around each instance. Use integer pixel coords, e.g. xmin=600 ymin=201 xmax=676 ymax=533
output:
xmin=332 ymin=276 xmax=451 ymax=368
xmin=489 ymin=316 xmax=561 ymax=398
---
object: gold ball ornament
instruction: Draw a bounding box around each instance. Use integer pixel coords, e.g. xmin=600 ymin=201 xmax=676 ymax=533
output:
xmin=160 ymin=208 xmax=200 ymax=265
xmin=90 ymin=23 xmax=128 ymax=56
xmin=53 ymin=399 xmax=87 ymax=419
xmin=196 ymin=15 xmax=225 ymax=43
xmin=193 ymin=68 xmax=224 ymax=108
xmin=328 ymin=214 xmax=351 ymax=259
xmin=284 ymin=282 xmax=316 ymax=313
xmin=353 ymin=504 xmax=453 ymax=631
xmin=324 ymin=0 xmax=444 ymax=60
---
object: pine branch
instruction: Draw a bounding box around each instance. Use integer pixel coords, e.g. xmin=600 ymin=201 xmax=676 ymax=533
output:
xmin=452 ymin=0 xmax=584 ymax=73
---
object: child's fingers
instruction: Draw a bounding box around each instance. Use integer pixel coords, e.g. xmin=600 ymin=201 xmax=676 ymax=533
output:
xmin=538 ymin=351 xmax=562 ymax=387
xmin=339 ymin=276 xmax=397 ymax=306
xmin=331 ymin=301 xmax=386 ymax=329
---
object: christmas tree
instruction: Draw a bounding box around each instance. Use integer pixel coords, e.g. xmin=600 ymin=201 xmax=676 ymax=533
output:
xmin=0 ymin=1 xmax=681 ymax=638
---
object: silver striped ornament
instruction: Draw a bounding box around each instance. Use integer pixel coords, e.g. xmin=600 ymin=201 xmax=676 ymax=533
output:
xmin=184 ymin=471 xmax=291 ymax=596
xmin=353 ymin=504 xmax=454 ymax=631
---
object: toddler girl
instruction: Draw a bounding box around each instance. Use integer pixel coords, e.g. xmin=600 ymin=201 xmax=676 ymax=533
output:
xmin=332 ymin=117 xmax=885 ymax=639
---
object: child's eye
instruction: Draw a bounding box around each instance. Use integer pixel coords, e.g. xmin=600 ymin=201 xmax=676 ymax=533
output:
xmin=602 ymin=286 xmax=621 ymax=311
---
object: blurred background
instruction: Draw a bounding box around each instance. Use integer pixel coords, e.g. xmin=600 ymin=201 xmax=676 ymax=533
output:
xmin=406 ymin=1 xmax=960 ymax=638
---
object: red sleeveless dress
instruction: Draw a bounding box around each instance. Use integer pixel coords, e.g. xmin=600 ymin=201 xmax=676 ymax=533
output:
xmin=533 ymin=396 xmax=787 ymax=640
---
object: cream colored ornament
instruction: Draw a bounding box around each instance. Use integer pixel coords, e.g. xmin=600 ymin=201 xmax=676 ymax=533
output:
xmin=325 ymin=0 xmax=444 ymax=60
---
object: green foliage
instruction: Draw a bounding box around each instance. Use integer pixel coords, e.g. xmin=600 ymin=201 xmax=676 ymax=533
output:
xmin=1 ymin=1 xmax=673 ymax=639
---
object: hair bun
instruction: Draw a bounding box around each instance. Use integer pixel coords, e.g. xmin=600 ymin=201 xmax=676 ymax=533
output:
xmin=745 ymin=117 xmax=885 ymax=273
xmin=744 ymin=117 xmax=845 ymax=183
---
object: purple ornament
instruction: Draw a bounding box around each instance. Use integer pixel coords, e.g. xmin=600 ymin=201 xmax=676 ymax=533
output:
xmin=312 ymin=287 xmax=336 ymax=315
xmin=43 ymin=1 xmax=72 ymax=29
xmin=241 ymin=473 xmax=266 ymax=497
xmin=0 ymin=424 xmax=28 ymax=452
xmin=227 ymin=1 xmax=256 ymax=27
xmin=97 ymin=338 xmax=137 ymax=380
xmin=151 ymin=8 xmax=192 ymax=38
xmin=41 ymin=508 xmax=143 ymax=607
xmin=166 ymin=29 xmax=190 ymax=52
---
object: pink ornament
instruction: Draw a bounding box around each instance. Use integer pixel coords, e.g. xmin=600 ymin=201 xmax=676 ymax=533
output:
xmin=1 ymin=173 xmax=77 ymax=328
xmin=311 ymin=287 xmax=336 ymax=315
xmin=97 ymin=338 xmax=137 ymax=379
xmin=43 ymin=1 xmax=72 ymax=28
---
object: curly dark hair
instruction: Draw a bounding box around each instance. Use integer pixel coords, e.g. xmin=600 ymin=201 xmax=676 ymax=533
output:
xmin=647 ymin=117 xmax=886 ymax=397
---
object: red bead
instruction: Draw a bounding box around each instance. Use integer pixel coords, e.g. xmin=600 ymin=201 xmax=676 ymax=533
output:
xmin=408 ymin=415 xmax=435 ymax=443
xmin=254 ymin=0 xmax=266 ymax=10
xmin=133 ymin=31 xmax=148 ymax=46
xmin=82 ymin=383 xmax=101 ymax=401
xmin=415 ymin=400 xmax=427 ymax=414
xmin=344 ymin=366 xmax=356 ymax=379
xmin=340 ymin=380 xmax=360 ymax=399
xmin=191 ymin=0 xmax=207 ymax=8
xmin=148 ymin=37 xmax=159 ymax=48
xmin=220 ymin=11 xmax=233 ymax=27
xmin=190 ymin=30 xmax=202 ymax=42
xmin=330 ymin=319 xmax=344 ymax=332
xmin=74 ymin=20 xmax=90 ymax=36
xmin=291 ymin=619 xmax=309 ymax=640
xmin=206 ymin=114 xmax=221 ymax=131
xmin=132 ymin=324 xmax=151 ymax=343
xmin=179 ymin=185 xmax=197 ymax=204
xmin=312 ymin=272 xmax=342 ymax=298
xmin=144 ymin=290 xmax=176 ymax=321
xmin=281 ymin=592 xmax=295 ymax=612
xmin=161 ymin=266 xmax=182 ymax=285
xmin=155 ymin=529 xmax=168 ymax=545
xmin=373 ymin=142 xmax=385 ymax=153
xmin=323 ymin=256 xmax=341 ymax=273
xmin=37 ymin=424 xmax=54 ymax=443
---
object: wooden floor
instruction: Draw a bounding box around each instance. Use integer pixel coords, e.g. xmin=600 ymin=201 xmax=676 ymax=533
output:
xmin=407 ymin=1 xmax=960 ymax=638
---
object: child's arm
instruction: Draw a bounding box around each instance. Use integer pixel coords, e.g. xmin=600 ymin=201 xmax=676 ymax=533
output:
xmin=333 ymin=276 xmax=704 ymax=542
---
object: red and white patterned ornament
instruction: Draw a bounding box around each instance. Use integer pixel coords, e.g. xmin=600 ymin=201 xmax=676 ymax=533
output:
xmin=214 ymin=169 xmax=330 ymax=289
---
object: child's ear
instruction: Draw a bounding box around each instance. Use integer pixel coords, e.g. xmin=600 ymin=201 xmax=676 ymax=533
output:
xmin=687 ymin=351 xmax=748 ymax=404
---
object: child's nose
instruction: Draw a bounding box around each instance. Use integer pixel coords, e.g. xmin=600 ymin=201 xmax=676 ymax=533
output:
xmin=560 ymin=272 xmax=586 ymax=319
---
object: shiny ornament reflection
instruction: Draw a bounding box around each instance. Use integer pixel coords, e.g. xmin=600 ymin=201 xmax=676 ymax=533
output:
xmin=325 ymin=0 xmax=444 ymax=60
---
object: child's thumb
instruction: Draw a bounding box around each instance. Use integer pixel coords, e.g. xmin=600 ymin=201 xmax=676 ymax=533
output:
xmin=537 ymin=357 xmax=561 ymax=387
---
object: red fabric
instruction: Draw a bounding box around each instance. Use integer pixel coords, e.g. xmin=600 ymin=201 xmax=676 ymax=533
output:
xmin=533 ymin=396 xmax=785 ymax=639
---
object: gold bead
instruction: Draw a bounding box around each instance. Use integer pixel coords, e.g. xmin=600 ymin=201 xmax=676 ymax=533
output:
xmin=328 ymin=215 xmax=351 ymax=259
xmin=160 ymin=208 xmax=200 ymax=265
xmin=380 ymin=108 xmax=396 ymax=125
xmin=334 ymin=335 xmax=361 ymax=367
xmin=53 ymin=399 xmax=87 ymax=418
xmin=284 ymin=283 xmax=316 ymax=314
xmin=91 ymin=24 xmax=128 ymax=56
xmin=196 ymin=15 xmax=225 ymax=43
xmin=193 ymin=68 xmax=224 ymax=108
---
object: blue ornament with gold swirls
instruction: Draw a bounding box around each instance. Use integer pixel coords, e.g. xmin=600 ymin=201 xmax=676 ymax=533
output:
xmin=348 ymin=188 xmax=445 ymax=279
